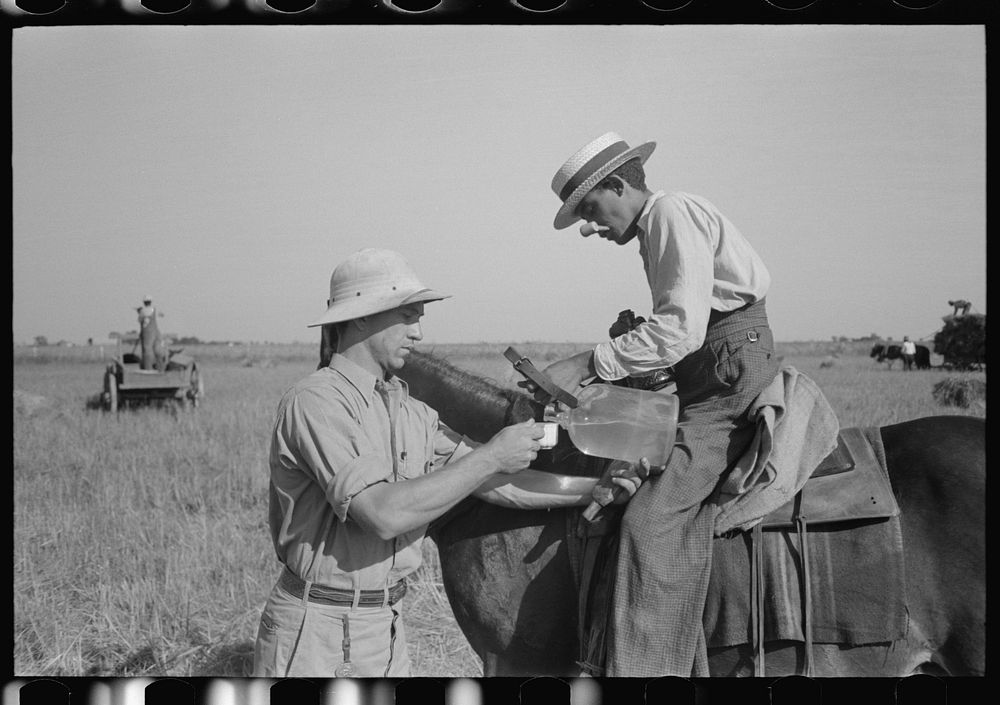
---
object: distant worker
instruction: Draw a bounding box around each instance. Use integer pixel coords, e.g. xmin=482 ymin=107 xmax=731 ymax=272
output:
xmin=900 ymin=336 xmax=917 ymax=371
xmin=137 ymin=296 xmax=156 ymax=326
xmin=136 ymin=296 xmax=163 ymax=370
xmin=948 ymin=299 xmax=971 ymax=317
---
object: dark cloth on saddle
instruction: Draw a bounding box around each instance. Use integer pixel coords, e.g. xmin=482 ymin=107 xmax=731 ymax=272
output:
xmin=572 ymin=426 xmax=907 ymax=672
xmin=704 ymin=425 xmax=907 ymax=648
xmin=712 ymin=366 xmax=840 ymax=534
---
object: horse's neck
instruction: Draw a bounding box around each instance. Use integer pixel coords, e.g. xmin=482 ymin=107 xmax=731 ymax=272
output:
xmin=316 ymin=332 xmax=537 ymax=442
xmin=400 ymin=351 xmax=538 ymax=443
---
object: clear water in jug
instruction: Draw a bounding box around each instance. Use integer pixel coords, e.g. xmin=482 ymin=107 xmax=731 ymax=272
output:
xmin=552 ymin=383 xmax=679 ymax=466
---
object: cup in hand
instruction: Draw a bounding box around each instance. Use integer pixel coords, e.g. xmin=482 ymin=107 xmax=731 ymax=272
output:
xmin=539 ymin=422 xmax=559 ymax=449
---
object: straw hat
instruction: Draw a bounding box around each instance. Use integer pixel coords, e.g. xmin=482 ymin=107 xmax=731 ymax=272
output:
xmin=307 ymin=248 xmax=451 ymax=327
xmin=550 ymin=132 xmax=656 ymax=230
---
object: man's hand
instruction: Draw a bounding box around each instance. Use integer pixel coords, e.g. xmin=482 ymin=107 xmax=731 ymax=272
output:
xmin=480 ymin=420 xmax=545 ymax=474
xmin=590 ymin=458 xmax=654 ymax=508
xmin=516 ymin=350 xmax=596 ymax=402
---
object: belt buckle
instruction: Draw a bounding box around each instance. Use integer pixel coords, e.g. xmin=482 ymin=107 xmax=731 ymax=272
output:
xmin=627 ymin=368 xmax=672 ymax=392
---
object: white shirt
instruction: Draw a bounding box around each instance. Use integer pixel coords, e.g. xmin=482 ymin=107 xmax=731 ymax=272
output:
xmin=901 ymin=341 xmax=916 ymax=355
xmin=593 ymin=191 xmax=771 ymax=380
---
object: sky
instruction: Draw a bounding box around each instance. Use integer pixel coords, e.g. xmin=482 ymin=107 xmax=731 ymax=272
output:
xmin=11 ymin=24 xmax=985 ymax=346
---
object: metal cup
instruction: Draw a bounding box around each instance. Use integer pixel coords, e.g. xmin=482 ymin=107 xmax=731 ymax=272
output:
xmin=539 ymin=422 xmax=559 ymax=449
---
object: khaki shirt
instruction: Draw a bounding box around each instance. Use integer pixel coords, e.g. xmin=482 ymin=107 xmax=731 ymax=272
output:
xmin=267 ymin=353 xmax=472 ymax=591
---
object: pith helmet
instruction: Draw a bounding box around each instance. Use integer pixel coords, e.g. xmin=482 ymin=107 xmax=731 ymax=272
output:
xmin=307 ymin=248 xmax=451 ymax=328
xmin=551 ymin=131 xmax=656 ymax=230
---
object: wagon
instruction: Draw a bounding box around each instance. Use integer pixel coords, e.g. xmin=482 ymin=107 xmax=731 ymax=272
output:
xmin=935 ymin=312 xmax=986 ymax=371
xmin=102 ymin=347 xmax=204 ymax=411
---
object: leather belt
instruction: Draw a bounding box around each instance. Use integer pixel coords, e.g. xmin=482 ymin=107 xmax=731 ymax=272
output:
xmin=708 ymin=299 xmax=765 ymax=326
xmin=279 ymin=567 xmax=407 ymax=608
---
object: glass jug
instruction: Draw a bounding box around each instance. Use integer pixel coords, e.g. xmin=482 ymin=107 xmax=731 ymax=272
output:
xmin=551 ymin=383 xmax=679 ymax=466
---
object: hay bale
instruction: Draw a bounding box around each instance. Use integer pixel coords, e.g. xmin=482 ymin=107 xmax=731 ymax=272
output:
xmin=932 ymin=378 xmax=986 ymax=409
xmin=934 ymin=313 xmax=986 ymax=369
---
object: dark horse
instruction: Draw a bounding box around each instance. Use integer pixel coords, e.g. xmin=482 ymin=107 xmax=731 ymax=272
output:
xmin=870 ymin=343 xmax=931 ymax=370
xmin=319 ymin=340 xmax=985 ymax=677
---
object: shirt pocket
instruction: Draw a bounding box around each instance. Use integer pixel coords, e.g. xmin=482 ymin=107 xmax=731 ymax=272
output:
xmin=395 ymin=451 xmax=419 ymax=480
xmin=394 ymin=429 xmax=427 ymax=481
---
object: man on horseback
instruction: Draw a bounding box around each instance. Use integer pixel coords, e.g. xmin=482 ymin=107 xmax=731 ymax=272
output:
xmin=252 ymin=248 xmax=644 ymax=678
xmin=535 ymin=132 xmax=780 ymax=677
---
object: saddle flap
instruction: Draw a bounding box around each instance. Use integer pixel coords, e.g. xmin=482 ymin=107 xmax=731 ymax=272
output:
xmin=761 ymin=427 xmax=898 ymax=529
xmin=810 ymin=434 xmax=854 ymax=478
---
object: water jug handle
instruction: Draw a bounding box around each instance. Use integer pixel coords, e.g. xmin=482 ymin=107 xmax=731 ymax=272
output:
xmin=503 ymin=346 xmax=580 ymax=409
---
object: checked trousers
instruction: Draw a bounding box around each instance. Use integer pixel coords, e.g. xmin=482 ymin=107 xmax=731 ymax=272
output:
xmin=605 ymin=300 xmax=780 ymax=677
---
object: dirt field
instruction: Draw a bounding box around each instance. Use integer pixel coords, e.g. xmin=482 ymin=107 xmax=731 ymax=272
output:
xmin=12 ymin=341 xmax=985 ymax=677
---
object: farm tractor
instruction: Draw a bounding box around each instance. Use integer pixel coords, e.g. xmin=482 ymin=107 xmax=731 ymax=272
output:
xmin=101 ymin=336 xmax=204 ymax=411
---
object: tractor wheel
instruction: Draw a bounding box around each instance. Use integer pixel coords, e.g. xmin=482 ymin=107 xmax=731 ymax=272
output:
xmin=104 ymin=366 xmax=118 ymax=413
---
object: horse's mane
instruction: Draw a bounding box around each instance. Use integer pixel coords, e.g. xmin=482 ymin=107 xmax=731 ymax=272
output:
xmin=409 ymin=350 xmax=537 ymax=420
xmin=317 ymin=327 xmax=537 ymax=442
xmin=401 ymin=351 xmax=539 ymax=442
xmin=404 ymin=351 xmax=603 ymax=481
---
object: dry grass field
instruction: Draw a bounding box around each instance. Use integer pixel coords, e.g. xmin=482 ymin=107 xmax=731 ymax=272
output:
xmin=12 ymin=340 xmax=985 ymax=677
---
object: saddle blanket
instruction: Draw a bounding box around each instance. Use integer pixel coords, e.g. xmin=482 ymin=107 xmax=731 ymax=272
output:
xmin=573 ymin=427 xmax=907 ymax=669
xmin=703 ymin=426 xmax=907 ymax=648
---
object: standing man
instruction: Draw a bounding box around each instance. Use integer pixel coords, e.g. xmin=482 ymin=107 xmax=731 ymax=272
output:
xmin=948 ymin=299 xmax=971 ymax=317
xmin=253 ymin=247 xmax=644 ymax=678
xmin=136 ymin=296 xmax=163 ymax=370
xmin=535 ymin=132 xmax=780 ymax=677
xmin=900 ymin=336 xmax=917 ymax=371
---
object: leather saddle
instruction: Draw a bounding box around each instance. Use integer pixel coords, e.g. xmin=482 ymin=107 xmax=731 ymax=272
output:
xmin=757 ymin=426 xmax=898 ymax=530
xmin=568 ymin=426 xmax=903 ymax=676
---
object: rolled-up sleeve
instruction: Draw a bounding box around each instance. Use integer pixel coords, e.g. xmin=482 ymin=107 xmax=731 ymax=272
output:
xmin=431 ymin=423 xmax=477 ymax=470
xmin=274 ymin=388 xmax=393 ymax=522
xmin=594 ymin=194 xmax=717 ymax=379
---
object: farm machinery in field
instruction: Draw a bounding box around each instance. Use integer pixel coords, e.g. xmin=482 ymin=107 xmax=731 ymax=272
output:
xmin=101 ymin=344 xmax=204 ymax=412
